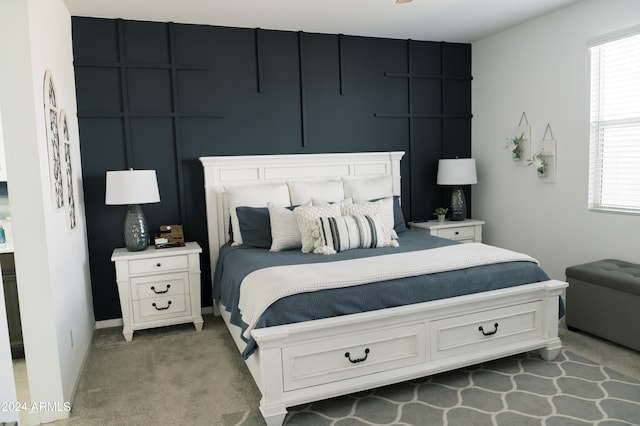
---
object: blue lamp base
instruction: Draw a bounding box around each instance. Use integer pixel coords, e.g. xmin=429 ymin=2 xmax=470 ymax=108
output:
xmin=124 ymin=204 xmax=150 ymax=251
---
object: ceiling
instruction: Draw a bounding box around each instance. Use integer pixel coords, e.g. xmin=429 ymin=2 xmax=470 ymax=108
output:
xmin=63 ymin=0 xmax=581 ymax=43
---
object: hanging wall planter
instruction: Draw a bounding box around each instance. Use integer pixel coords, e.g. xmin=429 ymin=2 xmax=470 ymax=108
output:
xmin=505 ymin=112 xmax=531 ymax=165
xmin=530 ymin=123 xmax=557 ymax=183
xmin=530 ymin=153 xmax=548 ymax=177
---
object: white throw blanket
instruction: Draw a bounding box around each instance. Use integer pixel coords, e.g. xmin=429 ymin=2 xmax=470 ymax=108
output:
xmin=239 ymin=242 xmax=538 ymax=338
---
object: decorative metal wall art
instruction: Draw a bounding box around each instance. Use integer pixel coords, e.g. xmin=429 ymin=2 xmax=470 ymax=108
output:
xmin=44 ymin=71 xmax=79 ymax=226
xmin=60 ymin=110 xmax=77 ymax=229
xmin=43 ymin=70 xmax=64 ymax=209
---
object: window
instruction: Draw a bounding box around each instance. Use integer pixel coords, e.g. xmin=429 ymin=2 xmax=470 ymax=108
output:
xmin=588 ymin=31 xmax=640 ymax=214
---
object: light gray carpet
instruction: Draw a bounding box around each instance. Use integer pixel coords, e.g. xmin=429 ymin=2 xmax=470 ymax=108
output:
xmin=224 ymin=350 xmax=640 ymax=426
xmin=53 ymin=316 xmax=262 ymax=425
xmin=44 ymin=315 xmax=638 ymax=426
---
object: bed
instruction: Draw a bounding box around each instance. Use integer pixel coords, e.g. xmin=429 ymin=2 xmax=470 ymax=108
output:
xmin=199 ymin=151 xmax=567 ymax=426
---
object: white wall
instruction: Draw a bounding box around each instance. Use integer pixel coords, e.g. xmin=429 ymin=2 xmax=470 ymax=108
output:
xmin=0 ymin=274 xmax=18 ymax=423
xmin=0 ymin=102 xmax=17 ymax=424
xmin=472 ymin=0 xmax=640 ymax=280
xmin=0 ymin=0 xmax=94 ymax=423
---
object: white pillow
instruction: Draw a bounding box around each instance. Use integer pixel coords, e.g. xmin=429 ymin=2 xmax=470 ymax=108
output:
xmin=313 ymin=214 xmax=398 ymax=255
xmin=312 ymin=197 xmax=353 ymax=207
xmin=288 ymin=180 xmax=345 ymax=205
xmin=224 ymin=183 xmax=290 ymax=245
xmin=342 ymin=175 xmax=393 ymax=201
xmin=293 ymin=203 xmax=341 ymax=253
xmin=342 ymin=197 xmax=398 ymax=239
xmin=268 ymin=203 xmax=302 ymax=252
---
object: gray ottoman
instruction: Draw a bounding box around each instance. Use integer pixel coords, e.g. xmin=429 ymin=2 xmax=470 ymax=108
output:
xmin=565 ymin=259 xmax=640 ymax=351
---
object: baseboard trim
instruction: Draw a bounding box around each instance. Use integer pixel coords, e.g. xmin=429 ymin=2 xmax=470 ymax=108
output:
xmin=95 ymin=306 xmax=214 ymax=329
xmin=64 ymin=325 xmax=94 ymax=424
xmin=95 ymin=318 xmax=123 ymax=329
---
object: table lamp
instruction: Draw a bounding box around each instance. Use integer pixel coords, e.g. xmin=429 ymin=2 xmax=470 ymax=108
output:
xmin=105 ymin=169 xmax=160 ymax=251
xmin=436 ymin=158 xmax=477 ymax=221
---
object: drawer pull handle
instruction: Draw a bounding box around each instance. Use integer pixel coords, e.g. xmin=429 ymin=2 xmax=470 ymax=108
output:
xmin=150 ymin=284 xmax=171 ymax=294
xmin=455 ymin=231 xmax=460 ymax=235
xmin=152 ymin=301 xmax=172 ymax=311
xmin=345 ymin=348 xmax=370 ymax=364
xmin=156 ymin=263 xmax=162 ymax=267
xmin=479 ymin=322 xmax=499 ymax=336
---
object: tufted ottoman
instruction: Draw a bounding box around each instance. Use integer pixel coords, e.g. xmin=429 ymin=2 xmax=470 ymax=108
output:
xmin=565 ymin=259 xmax=640 ymax=351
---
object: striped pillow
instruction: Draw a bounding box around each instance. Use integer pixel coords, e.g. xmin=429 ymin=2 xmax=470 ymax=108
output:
xmin=268 ymin=203 xmax=302 ymax=252
xmin=313 ymin=214 xmax=398 ymax=255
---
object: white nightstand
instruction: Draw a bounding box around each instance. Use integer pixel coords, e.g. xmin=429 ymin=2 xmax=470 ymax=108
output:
xmin=111 ymin=241 xmax=203 ymax=341
xmin=409 ymin=219 xmax=485 ymax=243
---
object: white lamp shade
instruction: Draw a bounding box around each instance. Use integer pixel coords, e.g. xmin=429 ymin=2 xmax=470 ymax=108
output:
xmin=436 ymin=158 xmax=477 ymax=185
xmin=105 ymin=170 xmax=160 ymax=205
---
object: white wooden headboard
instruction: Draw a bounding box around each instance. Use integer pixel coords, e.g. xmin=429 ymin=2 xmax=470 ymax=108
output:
xmin=199 ymin=151 xmax=405 ymax=271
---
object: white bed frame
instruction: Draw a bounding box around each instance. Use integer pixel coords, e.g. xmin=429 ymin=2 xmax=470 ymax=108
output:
xmin=199 ymin=151 xmax=567 ymax=426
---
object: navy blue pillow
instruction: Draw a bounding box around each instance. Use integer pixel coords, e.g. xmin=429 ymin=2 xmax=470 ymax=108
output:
xmin=236 ymin=207 xmax=271 ymax=249
xmin=236 ymin=205 xmax=297 ymax=248
xmin=358 ymin=195 xmax=407 ymax=234
xmin=392 ymin=195 xmax=408 ymax=233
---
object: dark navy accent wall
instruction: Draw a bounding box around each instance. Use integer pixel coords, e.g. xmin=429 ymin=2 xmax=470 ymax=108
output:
xmin=71 ymin=17 xmax=472 ymax=321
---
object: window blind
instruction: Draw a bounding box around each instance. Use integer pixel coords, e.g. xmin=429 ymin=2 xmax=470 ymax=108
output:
xmin=589 ymin=32 xmax=640 ymax=214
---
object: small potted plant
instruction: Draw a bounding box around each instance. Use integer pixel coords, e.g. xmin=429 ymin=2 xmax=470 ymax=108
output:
xmin=434 ymin=207 xmax=448 ymax=222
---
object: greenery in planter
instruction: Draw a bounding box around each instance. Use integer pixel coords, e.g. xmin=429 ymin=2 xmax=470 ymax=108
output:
xmin=529 ymin=152 xmax=548 ymax=177
xmin=434 ymin=207 xmax=448 ymax=216
xmin=506 ymin=133 xmax=525 ymax=160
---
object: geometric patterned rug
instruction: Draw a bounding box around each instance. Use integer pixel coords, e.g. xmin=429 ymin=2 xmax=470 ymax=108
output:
xmin=224 ymin=350 xmax=640 ymax=426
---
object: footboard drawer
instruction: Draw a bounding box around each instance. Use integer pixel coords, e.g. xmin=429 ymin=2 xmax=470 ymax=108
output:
xmin=430 ymin=301 xmax=543 ymax=360
xmin=282 ymin=322 xmax=426 ymax=391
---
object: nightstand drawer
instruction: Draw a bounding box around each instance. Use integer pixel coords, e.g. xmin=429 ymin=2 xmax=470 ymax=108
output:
xmin=437 ymin=226 xmax=475 ymax=241
xmin=409 ymin=220 xmax=484 ymax=243
xmin=132 ymin=294 xmax=191 ymax=322
xmin=128 ymin=255 xmax=188 ymax=275
xmin=130 ymin=273 xmax=188 ymax=300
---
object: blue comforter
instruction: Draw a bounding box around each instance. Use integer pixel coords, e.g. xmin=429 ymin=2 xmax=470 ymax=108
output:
xmin=213 ymin=230 xmax=550 ymax=358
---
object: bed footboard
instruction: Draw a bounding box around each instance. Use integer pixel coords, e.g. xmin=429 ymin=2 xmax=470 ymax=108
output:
xmin=201 ymin=152 xmax=568 ymax=426
xmin=242 ymin=279 xmax=567 ymax=426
